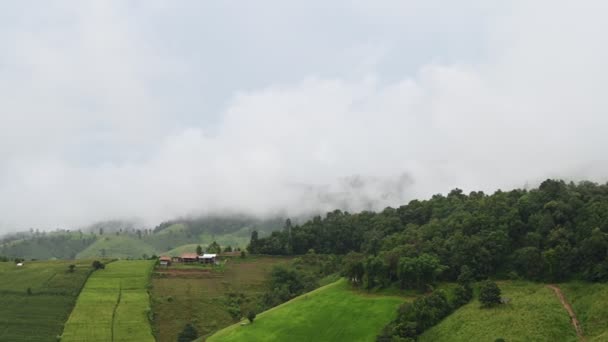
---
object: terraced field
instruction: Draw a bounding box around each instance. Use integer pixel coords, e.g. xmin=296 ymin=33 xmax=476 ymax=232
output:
xmin=0 ymin=260 xmax=93 ymax=342
xmin=61 ymin=260 xmax=155 ymax=342
xmin=151 ymin=256 xmax=292 ymax=341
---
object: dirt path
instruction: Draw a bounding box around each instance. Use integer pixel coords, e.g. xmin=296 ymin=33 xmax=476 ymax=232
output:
xmin=547 ymin=284 xmax=585 ymax=341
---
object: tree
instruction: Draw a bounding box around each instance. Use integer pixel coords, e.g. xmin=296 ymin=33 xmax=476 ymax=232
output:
xmin=92 ymin=260 xmax=105 ymax=270
xmin=452 ymin=283 xmax=473 ymax=308
xmin=196 ymin=245 xmax=203 ymax=255
xmin=207 ymin=241 xmax=221 ymax=254
xmin=247 ymin=311 xmax=256 ymax=323
xmin=457 ymin=265 xmax=474 ymax=285
xmin=343 ymin=252 xmax=365 ymax=285
xmin=68 ymin=264 xmax=76 ymax=273
xmin=177 ymin=323 xmax=198 ymax=342
xmin=248 ymin=230 xmax=259 ymax=254
xmin=240 ymin=251 xmax=246 ymax=258
xmin=479 ymin=280 xmax=502 ymax=307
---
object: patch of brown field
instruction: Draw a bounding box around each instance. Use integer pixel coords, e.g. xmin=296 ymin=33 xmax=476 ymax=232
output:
xmin=151 ymin=256 xmax=292 ymax=342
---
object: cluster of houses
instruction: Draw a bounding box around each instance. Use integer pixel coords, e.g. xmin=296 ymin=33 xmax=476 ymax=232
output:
xmin=158 ymin=253 xmax=217 ymax=266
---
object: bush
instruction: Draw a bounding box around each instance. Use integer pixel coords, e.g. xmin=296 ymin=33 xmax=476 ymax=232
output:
xmin=247 ymin=311 xmax=256 ymax=323
xmin=92 ymin=260 xmax=105 ymax=270
xmin=451 ymin=283 xmax=473 ymax=308
xmin=479 ymin=280 xmax=502 ymax=307
xmin=177 ymin=323 xmax=198 ymax=342
xmin=378 ymin=284 xmax=473 ymax=341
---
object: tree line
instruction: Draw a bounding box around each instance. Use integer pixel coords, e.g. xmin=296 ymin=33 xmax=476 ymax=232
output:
xmin=249 ymin=179 xmax=608 ymax=287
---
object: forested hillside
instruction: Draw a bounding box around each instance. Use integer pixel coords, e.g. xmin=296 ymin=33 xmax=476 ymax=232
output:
xmin=0 ymin=215 xmax=284 ymax=259
xmin=250 ymin=179 xmax=608 ymax=284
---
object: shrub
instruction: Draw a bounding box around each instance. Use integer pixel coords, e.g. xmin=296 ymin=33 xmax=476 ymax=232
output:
xmin=92 ymin=260 xmax=105 ymax=270
xmin=177 ymin=323 xmax=198 ymax=342
xmin=247 ymin=311 xmax=256 ymax=323
xmin=451 ymin=283 xmax=473 ymax=308
xmin=479 ymin=280 xmax=502 ymax=307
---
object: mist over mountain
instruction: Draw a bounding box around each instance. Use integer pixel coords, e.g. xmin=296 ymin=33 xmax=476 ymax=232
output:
xmin=1 ymin=1 xmax=608 ymax=231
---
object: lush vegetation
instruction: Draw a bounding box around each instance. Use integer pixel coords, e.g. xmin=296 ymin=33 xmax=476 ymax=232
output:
xmin=208 ymin=279 xmax=408 ymax=342
xmin=377 ymin=282 xmax=472 ymax=341
xmin=561 ymin=282 xmax=608 ymax=341
xmin=251 ymin=180 xmax=608 ymax=286
xmin=0 ymin=230 xmax=96 ymax=260
xmin=150 ymin=255 xmax=292 ymax=341
xmin=0 ymin=260 xmax=93 ymax=342
xmin=61 ymin=260 xmax=155 ymax=342
xmin=258 ymin=252 xmax=342 ymax=311
xmin=419 ymin=281 xmax=577 ymax=342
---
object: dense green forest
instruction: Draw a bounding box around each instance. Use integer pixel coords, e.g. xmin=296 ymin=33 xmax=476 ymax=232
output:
xmin=249 ymin=179 xmax=608 ymax=285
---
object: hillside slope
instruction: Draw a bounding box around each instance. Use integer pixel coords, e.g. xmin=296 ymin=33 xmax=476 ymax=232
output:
xmin=0 ymin=260 xmax=93 ymax=342
xmin=208 ymin=278 xmax=408 ymax=342
xmin=76 ymin=235 xmax=156 ymax=259
xmin=419 ymin=281 xmax=577 ymax=342
xmin=561 ymin=282 xmax=608 ymax=341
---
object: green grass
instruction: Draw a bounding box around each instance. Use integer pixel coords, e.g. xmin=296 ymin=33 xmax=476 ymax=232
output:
xmin=162 ymin=243 xmax=201 ymax=256
xmin=419 ymin=281 xmax=577 ymax=342
xmin=61 ymin=260 xmax=155 ymax=342
xmin=151 ymin=256 xmax=292 ymax=342
xmin=208 ymin=278 xmax=408 ymax=342
xmin=0 ymin=260 xmax=93 ymax=342
xmin=76 ymin=236 xmax=156 ymax=259
xmin=198 ymin=229 xmax=250 ymax=250
xmin=155 ymin=223 xmax=188 ymax=235
xmin=561 ymin=281 xmax=608 ymax=341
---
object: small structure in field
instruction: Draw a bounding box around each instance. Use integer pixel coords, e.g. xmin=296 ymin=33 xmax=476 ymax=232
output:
xmin=199 ymin=253 xmax=217 ymax=264
xmin=180 ymin=253 xmax=199 ymax=263
xmin=16 ymin=262 xmax=23 ymax=267
xmin=159 ymin=256 xmax=172 ymax=267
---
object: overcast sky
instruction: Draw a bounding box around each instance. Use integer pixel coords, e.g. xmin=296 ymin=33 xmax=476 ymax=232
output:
xmin=1 ymin=0 xmax=608 ymax=230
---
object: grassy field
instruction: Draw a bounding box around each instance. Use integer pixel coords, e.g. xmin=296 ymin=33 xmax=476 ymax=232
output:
xmin=561 ymin=282 xmax=608 ymax=341
xmin=151 ymin=255 xmax=292 ymax=342
xmin=76 ymin=236 xmax=157 ymax=259
xmin=61 ymin=260 xmax=155 ymax=342
xmin=0 ymin=260 xmax=93 ymax=342
xmin=162 ymin=243 xmax=201 ymax=256
xmin=419 ymin=281 xmax=577 ymax=342
xmin=208 ymin=278 xmax=408 ymax=342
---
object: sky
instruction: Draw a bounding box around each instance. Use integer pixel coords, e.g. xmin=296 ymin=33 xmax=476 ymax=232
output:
xmin=1 ymin=0 xmax=608 ymax=230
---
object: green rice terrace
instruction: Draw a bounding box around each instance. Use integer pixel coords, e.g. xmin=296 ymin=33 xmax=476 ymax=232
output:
xmin=61 ymin=260 xmax=155 ymax=342
xmin=0 ymin=260 xmax=93 ymax=342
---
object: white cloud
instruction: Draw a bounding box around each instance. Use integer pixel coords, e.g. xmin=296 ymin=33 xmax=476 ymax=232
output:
xmin=1 ymin=0 xmax=608 ymax=230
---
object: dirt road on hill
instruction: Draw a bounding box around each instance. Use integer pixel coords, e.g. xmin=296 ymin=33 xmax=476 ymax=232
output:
xmin=547 ymin=284 xmax=585 ymax=341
